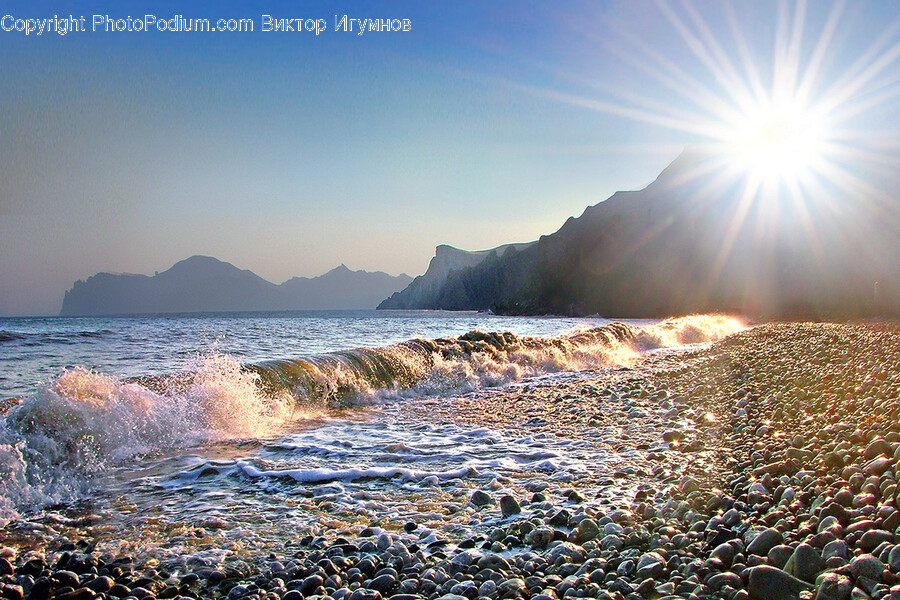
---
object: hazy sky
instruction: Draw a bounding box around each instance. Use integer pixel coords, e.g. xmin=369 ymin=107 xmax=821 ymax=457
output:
xmin=2 ymin=1 xmax=899 ymax=315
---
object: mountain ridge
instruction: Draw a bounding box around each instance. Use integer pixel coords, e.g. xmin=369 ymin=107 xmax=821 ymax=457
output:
xmin=60 ymin=256 xmax=412 ymax=316
xmin=379 ymin=149 xmax=900 ymax=318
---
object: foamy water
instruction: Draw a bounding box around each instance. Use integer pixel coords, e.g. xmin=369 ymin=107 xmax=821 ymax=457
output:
xmin=0 ymin=311 xmax=744 ymax=559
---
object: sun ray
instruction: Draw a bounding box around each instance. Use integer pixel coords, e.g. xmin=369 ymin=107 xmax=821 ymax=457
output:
xmin=654 ymin=0 xmax=753 ymax=108
xmin=724 ymin=4 xmax=768 ymax=107
xmin=794 ymin=0 xmax=845 ymax=104
xmin=816 ymin=18 xmax=900 ymax=112
xmin=603 ymin=28 xmax=749 ymax=126
xmin=512 ymin=82 xmax=720 ymax=137
xmin=780 ymin=0 xmax=808 ymax=102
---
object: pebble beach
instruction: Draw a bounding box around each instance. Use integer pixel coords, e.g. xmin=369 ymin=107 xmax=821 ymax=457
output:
xmin=2 ymin=321 xmax=900 ymax=600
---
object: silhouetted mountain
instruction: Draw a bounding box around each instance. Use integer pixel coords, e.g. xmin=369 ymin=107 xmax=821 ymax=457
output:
xmin=60 ymin=256 xmax=412 ymax=316
xmin=378 ymin=242 xmax=533 ymax=310
xmin=281 ymin=264 xmax=414 ymax=310
xmin=380 ymin=149 xmax=900 ymax=318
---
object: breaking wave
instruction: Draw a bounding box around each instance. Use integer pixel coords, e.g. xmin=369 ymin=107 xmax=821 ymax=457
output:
xmin=0 ymin=314 xmax=743 ymax=522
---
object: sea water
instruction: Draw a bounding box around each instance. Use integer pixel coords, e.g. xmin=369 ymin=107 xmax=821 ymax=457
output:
xmin=0 ymin=310 xmax=743 ymax=564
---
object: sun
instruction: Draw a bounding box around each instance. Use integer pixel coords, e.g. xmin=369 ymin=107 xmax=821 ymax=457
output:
xmin=725 ymin=99 xmax=829 ymax=186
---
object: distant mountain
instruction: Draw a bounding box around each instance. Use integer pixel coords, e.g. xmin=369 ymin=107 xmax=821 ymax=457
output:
xmin=379 ymin=149 xmax=900 ymax=318
xmin=60 ymin=256 xmax=412 ymax=316
xmin=378 ymin=242 xmax=534 ymax=310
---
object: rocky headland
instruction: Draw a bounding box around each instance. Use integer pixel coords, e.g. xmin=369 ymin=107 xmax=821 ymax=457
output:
xmin=380 ymin=150 xmax=900 ymax=318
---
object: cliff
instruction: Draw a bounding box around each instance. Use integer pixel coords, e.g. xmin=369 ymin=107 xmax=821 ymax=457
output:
xmin=377 ymin=242 xmax=533 ymax=310
xmin=380 ymin=150 xmax=900 ymax=318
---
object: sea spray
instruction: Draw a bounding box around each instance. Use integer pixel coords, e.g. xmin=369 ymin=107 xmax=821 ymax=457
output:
xmin=0 ymin=354 xmax=304 ymax=524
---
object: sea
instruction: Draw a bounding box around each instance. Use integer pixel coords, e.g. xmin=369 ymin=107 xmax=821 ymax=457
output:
xmin=0 ymin=310 xmax=743 ymax=566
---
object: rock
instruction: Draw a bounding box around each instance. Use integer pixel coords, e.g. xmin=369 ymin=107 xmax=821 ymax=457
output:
xmin=470 ymin=490 xmax=492 ymax=506
xmin=0 ymin=559 xmax=11 ymax=577
xmin=616 ymin=559 xmax=635 ymax=577
xmin=815 ymin=572 xmax=852 ymax=600
xmin=748 ymin=529 xmax=784 ymax=557
xmin=527 ymin=527 xmax=554 ymax=548
xmin=663 ymin=430 xmax=683 ymax=443
xmin=301 ymin=574 xmax=325 ymax=595
xmin=845 ymin=520 xmax=876 ymax=536
xmin=377 ymin=533 xmax=393 ymax=551
xmin=547 ymin=542 xmax=585 ymax=563
xmin=818 ymin=516 xmax=841 ymax=534
xmin=575 ymin=518 xmax=600 ymax=544
xmin=748 ymin=482 xmax=770 ymax=504
xmin=450 ymin=551 xmax=477 ymax=567
xmin=0 ymin=583 xmax=24 ymax=600
xmin=864 ymin=457 xmax=893 ymax=477
xmin=499 ymin=495 xmax=521 ymax=517
xmin=477 ymin=554 xmax=511 ymax=572
xmin=711 ymin=542 xmax=736 ymax=567
xmin=600 ymin=535 xmax=623 ymax=552
xmin=889 ymin=545 xmax=900 ymax=572
xmin=849 ymin=554 xmax=885 ymax=581
xmin=227 ymin=585 xmax=249 ymax=600
xmin=496 ymin=578 xmax=526 ymax=598
xmin=708 ymin=572 xmax=743 ymax=590
xmin=822 ymin=540 xmax=849 ymax=562
xmin=820 ymin=503 xmax=850 ymax=526
xmin=855 ymin=576 xmax=881 ymax=596
xmin=865 ymin=439 xmax=892 ymax=460
xmin=748 ymin=566 xmax=814 ymax=600
xmin=368 ymin=574 xmax=397 ymax=594
xmin=55 ymin=589 xmax=95 ymax=600
xmin=859 ymin=530 xmax=894 ymax=553
xmin=84 ymin=577 xmax=114 ymax=593
xmin=784 ymin=543 xmax=826 ymax=583
xmin=460 ymin=579 xmax=487 ymax=599
xmin=636 ymin=552 xmax=665 ymax=579
xmin=107 ymin=584 xmax=131 ymax=598
xmin=549 ymin=509 xmax=571 ymax=527
xmin=722 ymin=508 xmax=741 ymax=526
xmin=349 ymin=591 xmax=383 ymax=600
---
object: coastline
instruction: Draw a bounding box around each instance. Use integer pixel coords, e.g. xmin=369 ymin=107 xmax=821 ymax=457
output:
xmin=2 ymin=321 xmax=899 ymax=600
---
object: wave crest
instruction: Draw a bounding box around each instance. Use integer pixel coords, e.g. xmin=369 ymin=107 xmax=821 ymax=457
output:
xmin=0 ymin=314 xmax=744 ymax=521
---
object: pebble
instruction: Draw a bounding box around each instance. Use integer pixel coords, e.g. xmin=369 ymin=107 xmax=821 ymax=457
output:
xmin=784 ymin=543 xmax=826 ymax=583
xmin=748 ymin=566 xmax=814 ymax=600
xmin=747 ymin=528 xmax=784 ymax=556
xmin=849 ymin=554 xmax=885 ymax=581
xmin=470 ymin=490 xmax=492 ymax=506
xmin=499 ymin=495 xmax=521 ymax=517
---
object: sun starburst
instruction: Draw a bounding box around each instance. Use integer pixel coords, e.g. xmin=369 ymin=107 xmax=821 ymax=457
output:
xmin=526 ymin=0 xmax=900 ymax=213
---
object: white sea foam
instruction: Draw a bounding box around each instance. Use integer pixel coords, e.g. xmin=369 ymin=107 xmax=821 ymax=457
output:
xmin=0 ymin=354 xmax=303 ymax=524
xmin=238 ymin=461 xmax=479 ymax=484
xmin=0 ymin=314 xmax=745 ymax=523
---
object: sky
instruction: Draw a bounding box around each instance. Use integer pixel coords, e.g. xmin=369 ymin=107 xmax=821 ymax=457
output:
xmin=2 ymin=1 xmax=900 ymax=316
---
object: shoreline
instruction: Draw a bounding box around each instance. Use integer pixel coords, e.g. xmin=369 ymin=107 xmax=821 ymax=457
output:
xmin=2 ymin=321 xmax=899 ymax=600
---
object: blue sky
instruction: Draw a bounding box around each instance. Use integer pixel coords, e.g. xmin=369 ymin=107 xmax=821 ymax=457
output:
xmin=2 ymin=1 xmax=899 ymax=315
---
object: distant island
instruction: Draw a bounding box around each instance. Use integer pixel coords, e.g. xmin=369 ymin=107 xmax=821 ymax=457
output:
xmin=60 ymin=256 xmax=412 ymax=316
xmin=381 ymin=150 xmax=900 ymax=318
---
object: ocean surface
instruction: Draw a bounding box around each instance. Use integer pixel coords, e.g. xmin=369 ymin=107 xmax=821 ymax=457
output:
xmin=0 ymin=310 xmax=743 ymax=564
